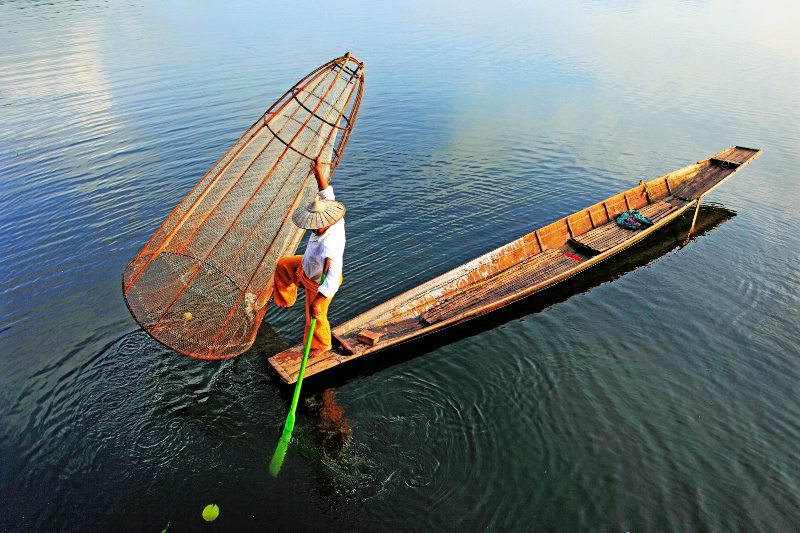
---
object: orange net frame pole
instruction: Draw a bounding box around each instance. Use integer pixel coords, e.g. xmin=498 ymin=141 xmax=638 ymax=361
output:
xmin=123 ymin=53 xmax=365 ymax=359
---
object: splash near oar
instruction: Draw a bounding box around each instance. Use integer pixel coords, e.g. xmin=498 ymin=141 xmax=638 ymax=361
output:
xmin=269 ymin=273 xmax=326 ymax=477
xmin=122 ymin=54 xmax=364 ymax=359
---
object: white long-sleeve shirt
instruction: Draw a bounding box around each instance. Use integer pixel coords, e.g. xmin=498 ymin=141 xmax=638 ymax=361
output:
xmin=301 ymin=185 xmax=345 ymax=298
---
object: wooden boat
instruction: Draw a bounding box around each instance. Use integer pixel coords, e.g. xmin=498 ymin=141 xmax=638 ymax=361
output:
xmin=269 ymin=146 xmax=761 ymax=383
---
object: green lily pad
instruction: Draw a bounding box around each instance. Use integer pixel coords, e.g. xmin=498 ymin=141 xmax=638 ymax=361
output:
xmin=202 ymin=504 xmax=219 ymax=522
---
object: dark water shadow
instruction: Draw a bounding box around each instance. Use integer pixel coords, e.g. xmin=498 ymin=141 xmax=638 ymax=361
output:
xmin=290 ymin=203 xmax=737 ymax=392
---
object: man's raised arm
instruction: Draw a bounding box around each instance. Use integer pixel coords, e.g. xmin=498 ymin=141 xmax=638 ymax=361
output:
xmin=311 ymin=157 xmax=329 ymax=191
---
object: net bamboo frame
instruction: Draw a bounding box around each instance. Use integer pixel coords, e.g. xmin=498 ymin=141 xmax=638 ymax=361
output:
xmin=123 ymin=54 xmax=365 ymax=359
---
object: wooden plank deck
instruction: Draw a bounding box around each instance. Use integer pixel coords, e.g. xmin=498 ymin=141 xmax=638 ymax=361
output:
xmin=571 ymin=201 xmax=679 ymax=253
xmin=419 ymin=249 xmax=577 ymax=324
xmin=673 ymin=146 xmax=760 ymax=200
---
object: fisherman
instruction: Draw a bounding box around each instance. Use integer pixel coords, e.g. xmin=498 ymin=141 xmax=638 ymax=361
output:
xmin=272 ymin=157 xmax=346 ymax=356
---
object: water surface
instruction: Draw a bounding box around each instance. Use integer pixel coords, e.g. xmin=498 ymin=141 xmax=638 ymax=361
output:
xmin=1 ymin=0 xmax=799 ymax=530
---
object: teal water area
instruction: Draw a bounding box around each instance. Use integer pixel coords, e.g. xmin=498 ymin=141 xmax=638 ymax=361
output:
xmin=1 ymin=0 xmax=799 ymax=530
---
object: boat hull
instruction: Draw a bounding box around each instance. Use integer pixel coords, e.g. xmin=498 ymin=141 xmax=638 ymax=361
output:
xmin=269 ymin=146 xmax=761 ymax=383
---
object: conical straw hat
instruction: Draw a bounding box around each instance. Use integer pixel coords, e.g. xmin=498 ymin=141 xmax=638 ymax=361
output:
xmin=291 ymin=197 xmax=346 ymax=229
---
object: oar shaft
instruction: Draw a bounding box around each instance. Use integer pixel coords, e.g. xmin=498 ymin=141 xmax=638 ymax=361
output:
xmin=281 ymin=271 xmax=327 ymax=433
xmin=285 ymin=318 xmax=316 ymax=424
xmin=270 ymin=262 xmax=330 ymax=477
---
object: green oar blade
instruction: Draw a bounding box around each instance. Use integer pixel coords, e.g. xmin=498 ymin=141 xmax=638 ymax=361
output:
xmin=269 ymin=411 xmax=296 ymax=475
xmin=269 ymin=308 xmax=321 ymax=477
xmin=269 ymin=432 xmax=291 ymax=476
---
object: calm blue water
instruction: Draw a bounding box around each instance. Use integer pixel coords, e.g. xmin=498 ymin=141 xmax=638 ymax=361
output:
xmin=1 ymin=0 xmax=799 ymax=530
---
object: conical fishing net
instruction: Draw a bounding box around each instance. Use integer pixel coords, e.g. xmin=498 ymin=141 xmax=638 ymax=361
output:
xmin=123 ymin=54 xmax=364 ymax=359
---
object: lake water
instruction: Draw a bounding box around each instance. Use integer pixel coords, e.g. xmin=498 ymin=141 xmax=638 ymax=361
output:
xmin=1 ymin=0 xmax=799 ymax=530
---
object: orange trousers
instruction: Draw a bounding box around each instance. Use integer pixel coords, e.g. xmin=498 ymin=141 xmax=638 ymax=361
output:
xmin=273 ymin=255 xmax=333 ymax=354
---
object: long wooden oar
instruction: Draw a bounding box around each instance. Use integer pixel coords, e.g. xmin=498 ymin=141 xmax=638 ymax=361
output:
xmin=269 ymin=272 xmax=326 ymax=476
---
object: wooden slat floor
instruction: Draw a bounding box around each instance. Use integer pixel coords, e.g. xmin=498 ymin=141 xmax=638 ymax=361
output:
xmin=419 ymin=249 xmax=578 ymax=324
xmin=572 ymin=201 xmax=678 ymax=253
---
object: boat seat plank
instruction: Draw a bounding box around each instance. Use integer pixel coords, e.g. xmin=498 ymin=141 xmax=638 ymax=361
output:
xmin=269 ymin=346 xmax=344 ymax=385
xmin=571 ymin=201 xmax=678 ymax=253
xmin=419 ymin=249 xmax=576 ymax=325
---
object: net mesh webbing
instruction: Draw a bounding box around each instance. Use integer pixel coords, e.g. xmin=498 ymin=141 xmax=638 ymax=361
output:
xmin=123 ymin=54 xmax=365 ymax=359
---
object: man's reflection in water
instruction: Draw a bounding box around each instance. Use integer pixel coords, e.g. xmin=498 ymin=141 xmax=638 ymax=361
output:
xmin=310 ymin=388 xmax=372 ymax=500
xmin=314 ymin=388 xmax=351 ymax=459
